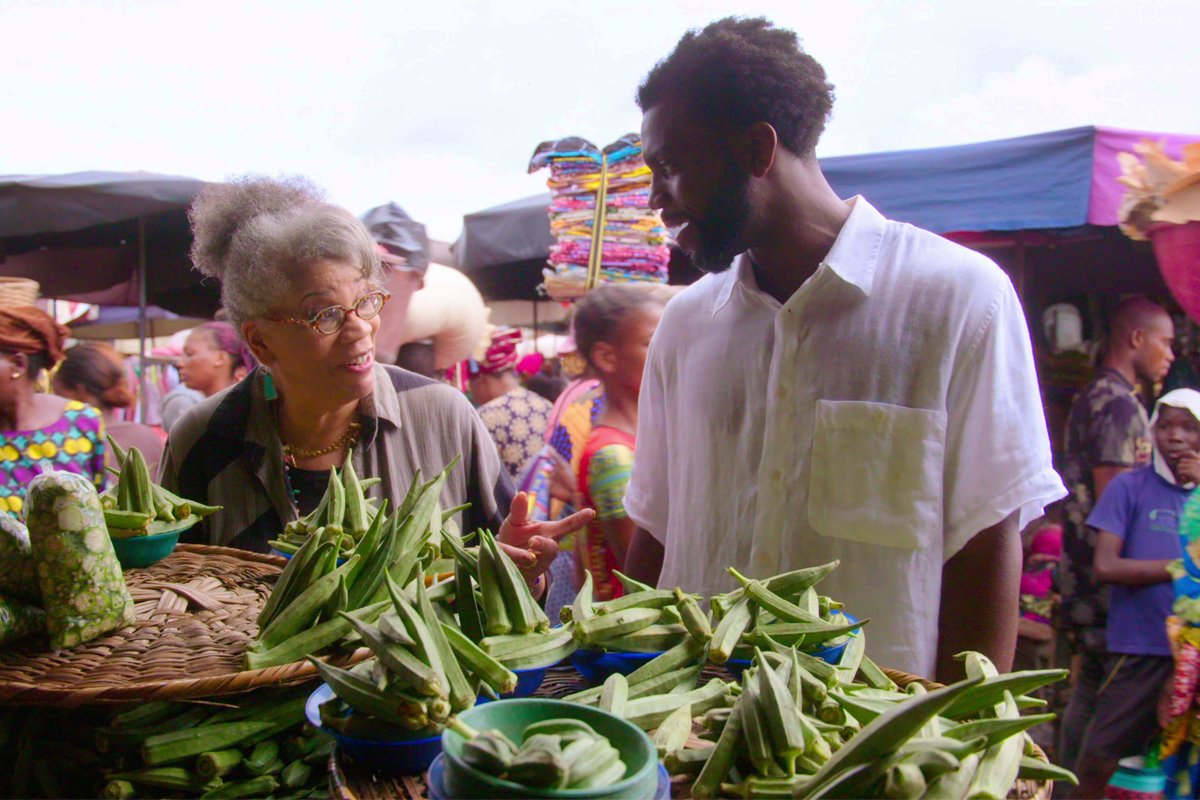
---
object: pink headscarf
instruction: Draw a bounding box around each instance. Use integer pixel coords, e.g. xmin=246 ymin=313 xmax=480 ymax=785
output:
xmin=475 ymin=328 xmax=522 ymax=375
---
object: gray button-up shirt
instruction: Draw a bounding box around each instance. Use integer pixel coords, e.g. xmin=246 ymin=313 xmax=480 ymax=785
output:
xmin=161 ymin=365 xmax=512 ymax=552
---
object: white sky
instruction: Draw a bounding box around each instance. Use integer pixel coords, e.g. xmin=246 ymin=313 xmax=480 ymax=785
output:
xmin=2 ymin=0 xmax=1198 ymax=243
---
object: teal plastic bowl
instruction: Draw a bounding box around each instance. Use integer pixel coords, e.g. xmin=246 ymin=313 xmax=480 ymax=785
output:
xmin=441 ymin=698 xmax=659 ymax=800
xmin=109 ymin=528 xmax=183 ymax=569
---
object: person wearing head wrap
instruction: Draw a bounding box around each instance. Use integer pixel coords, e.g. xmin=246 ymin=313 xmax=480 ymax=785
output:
xmin=470 ymin=327 xmax=554 ymax=482
xmin=360 ymin=202 xmax=429 ymax=366
xmin=0 ymin=306 xmax=106 ymax=515
xmin=1074 ymin=388 xmax=1200 ymax=798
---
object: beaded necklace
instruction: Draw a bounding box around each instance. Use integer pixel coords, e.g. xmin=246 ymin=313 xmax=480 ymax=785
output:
xmin=273 ymin=401 xmax=361 ymax=513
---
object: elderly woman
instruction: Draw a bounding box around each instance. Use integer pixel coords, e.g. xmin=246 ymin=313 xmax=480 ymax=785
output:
xmin=162 ymin=176 xmax=589 ymax=593
xmin=0 ymin=307 xmax=106 ymax=515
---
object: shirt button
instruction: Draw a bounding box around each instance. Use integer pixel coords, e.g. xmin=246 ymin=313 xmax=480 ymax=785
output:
xmin=770 ymin=469 xmax=782 ymax=483
xmin=754 ymin=552 xmax=771 ymax=568
xmin=775 ymin=386 xmax=786 ymax=401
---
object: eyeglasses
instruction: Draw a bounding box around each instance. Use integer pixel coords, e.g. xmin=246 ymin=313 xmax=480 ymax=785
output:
xmin=267 ymin=289 xmax=390 ymax=335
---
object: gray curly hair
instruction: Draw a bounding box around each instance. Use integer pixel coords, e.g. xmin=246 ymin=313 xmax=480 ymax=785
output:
xmin=189 ymin=175 xmax=384 ymax=331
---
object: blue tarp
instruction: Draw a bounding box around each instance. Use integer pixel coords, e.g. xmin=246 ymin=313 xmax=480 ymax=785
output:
xmin=821 ymin=126 xmax=1096 ymax=234
xmin=456 ymin=125 xmax=1200 ymax=273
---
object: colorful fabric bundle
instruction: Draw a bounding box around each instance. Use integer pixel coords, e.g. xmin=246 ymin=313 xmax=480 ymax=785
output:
xmin=529 ymin=134 xmax=671 ymax=300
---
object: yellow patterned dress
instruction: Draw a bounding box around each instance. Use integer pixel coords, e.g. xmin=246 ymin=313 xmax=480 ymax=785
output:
xmin=0 ymin=400 xmax=106 ymax=516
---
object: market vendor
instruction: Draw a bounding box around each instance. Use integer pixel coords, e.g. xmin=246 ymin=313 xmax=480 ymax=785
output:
xmin=0 ymin=306 xmax=106 ymax=515
xmin=623 ymin=19 xmax=1066 ymax=681
xmin=162 ymin=176 xmax=591 ymax=593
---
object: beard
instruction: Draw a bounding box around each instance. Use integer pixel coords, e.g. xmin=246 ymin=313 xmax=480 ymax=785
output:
xmin=687 ymin=166 xmax=754 ymax=274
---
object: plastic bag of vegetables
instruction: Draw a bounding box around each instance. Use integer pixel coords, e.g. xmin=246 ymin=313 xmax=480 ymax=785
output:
xmin=0 ymin=512 xmax=40 ymax=602
xmin=0 ymin=594 xmax=46 ymax=646
xmin=27 ymin=471 xmax=135 ymax=649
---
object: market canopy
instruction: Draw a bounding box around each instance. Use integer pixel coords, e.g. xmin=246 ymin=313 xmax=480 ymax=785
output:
xmin=820 ymin=125 xmax=1200 ymax=234
xmin=0 ymin=171 xmax=218 ymax=317
xmin=455 ymin=126 xmax=1200 ymax=300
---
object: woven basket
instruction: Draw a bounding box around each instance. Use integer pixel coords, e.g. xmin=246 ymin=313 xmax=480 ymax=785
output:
xmin=330 ymin=664 xmax=1054 ymax=800
xmin=0 ymin=277 xmax=40 ymax=307
xmin=0 ymin=544 xmax=369 ymax=706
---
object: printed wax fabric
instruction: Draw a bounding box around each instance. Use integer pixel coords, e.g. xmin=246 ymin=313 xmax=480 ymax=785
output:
xmin=529 ymin=135 xmax=670 ymax=299
xmin=519 ymin=378 xmax=604 ymax=621
xmin=1060 ymin=367 xmax=1152 ymax=652
xmin=477 ymin=386 xmax=553 ymax=481
xmin=578 ymin=425 xmax=636 ymax=602
xmin=0 ymin=400 xmax=106 ymax=516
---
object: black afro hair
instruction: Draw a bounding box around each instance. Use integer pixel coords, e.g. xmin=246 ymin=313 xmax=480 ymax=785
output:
xmin=637 ymin=17 xmax=835 ymax=158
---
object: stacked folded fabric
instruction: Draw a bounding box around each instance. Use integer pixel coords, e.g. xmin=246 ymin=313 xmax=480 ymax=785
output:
xmin=529 ymin=134 xmax=671 ymax=300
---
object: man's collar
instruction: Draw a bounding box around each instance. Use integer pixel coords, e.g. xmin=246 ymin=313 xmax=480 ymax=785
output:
xmin=821 ymin=196 xmax=884 ymax=297
xmin=711 ymin=196 xmax=884 ymax=315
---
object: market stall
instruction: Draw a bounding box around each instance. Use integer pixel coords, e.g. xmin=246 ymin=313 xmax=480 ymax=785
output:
xmin=0 ymin=441 xmax=1071 ymax=799
xmin=0 ymin=171 xmax=218 ymax=418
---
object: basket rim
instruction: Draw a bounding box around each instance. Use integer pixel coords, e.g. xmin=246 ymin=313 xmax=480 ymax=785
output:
xmin=0 ymin=543 xmax=370 ymax=706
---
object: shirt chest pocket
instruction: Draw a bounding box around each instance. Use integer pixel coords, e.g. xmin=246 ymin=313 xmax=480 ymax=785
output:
xmin=809 ymin=400 xmax=947 ymax=550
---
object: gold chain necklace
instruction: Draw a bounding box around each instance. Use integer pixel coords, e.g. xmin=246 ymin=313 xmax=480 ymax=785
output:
xmin=280 ymin=421 xmax=361 ymax=467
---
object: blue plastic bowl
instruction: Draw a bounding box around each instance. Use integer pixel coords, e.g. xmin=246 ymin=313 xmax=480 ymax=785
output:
xmin=477 ymin=665 xmax=548 ymax=704
xmin=725 ymin=611 xmax=862 ymax=680
xmin=272 ymin=547 xmax=346 ymax=566
xmin=570 ymin=649 xmax=661 ymax=685
xmin=426 ymin=753 xmax=672 ymax=800
xmin=306 ymin=683 xmax=441 ymax=775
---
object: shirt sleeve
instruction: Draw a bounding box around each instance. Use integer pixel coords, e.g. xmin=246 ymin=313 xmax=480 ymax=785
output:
xmin=624 ymin=330 xmax=670 ymax=542
xmin=1085 ymin=473 xmax=1135 ymax=541
xmin=943 ymin=273 xmax=1067 ymax=559
xmin=588 ymin=443 xmax=634 ymax=522
xmin=464 ymin=401 xmax=515 ymax=533
xmin=1093 ymin=394 xmax=1145 ymax=467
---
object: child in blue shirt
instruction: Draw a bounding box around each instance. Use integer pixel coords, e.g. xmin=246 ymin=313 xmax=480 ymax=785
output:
xmin=1074 ymin=388 xmax=1200 ymax=799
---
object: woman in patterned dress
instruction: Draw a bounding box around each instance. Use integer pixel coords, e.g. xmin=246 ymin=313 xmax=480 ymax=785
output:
xmin=0 ymin=307 xmax=105 ymax=516
xmin=470 ymin=328 xmax=554 ymax=481
xmin=573 ymin=285 xmax=666 ymax=600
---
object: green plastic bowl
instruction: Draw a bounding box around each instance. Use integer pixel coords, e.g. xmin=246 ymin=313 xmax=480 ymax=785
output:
xmin=441 ymin=698 xmax=659 ymax=800
xmin=110 ymin=527 xmax=186 ymax=569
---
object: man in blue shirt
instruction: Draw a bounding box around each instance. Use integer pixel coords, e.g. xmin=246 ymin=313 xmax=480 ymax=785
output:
xmin=1074 ymin=389 xmax=1200 ymax=799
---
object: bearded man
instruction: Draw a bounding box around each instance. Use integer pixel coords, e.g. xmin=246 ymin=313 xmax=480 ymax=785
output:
xmin=622 ymin=17 xmax=1066 ymax=681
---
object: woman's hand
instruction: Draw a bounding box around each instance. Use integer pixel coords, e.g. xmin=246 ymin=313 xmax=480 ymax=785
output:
xmin=498 ymin=491 xmax=594 ymax=592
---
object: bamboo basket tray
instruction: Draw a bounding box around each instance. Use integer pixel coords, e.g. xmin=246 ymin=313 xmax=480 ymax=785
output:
xmin=329 ymin=665 xmax=1053 ymax=800
xmin=0 ymin=544 xmax=369 ymax=707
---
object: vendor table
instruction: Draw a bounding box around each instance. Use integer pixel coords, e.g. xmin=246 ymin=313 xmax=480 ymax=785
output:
xmin=328 ymin=665 xmax=1054 ymax=800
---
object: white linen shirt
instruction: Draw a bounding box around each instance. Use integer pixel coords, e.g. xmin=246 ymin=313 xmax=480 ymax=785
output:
xmin=624 ymin=197 xmax=1066 ymax=677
